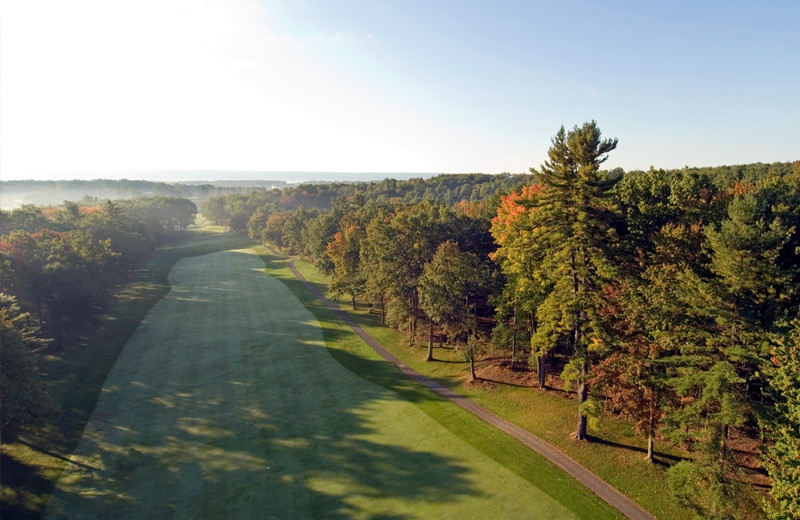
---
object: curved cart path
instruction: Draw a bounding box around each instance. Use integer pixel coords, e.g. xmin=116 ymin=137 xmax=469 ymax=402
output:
xmin=285 ymin=256 xmax=658 ymax=520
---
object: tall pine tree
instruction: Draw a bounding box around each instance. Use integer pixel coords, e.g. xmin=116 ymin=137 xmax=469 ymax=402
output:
xmin=764 ymin=316 xmax=800 ymax=520
xmin=530 ymin=121 xmax=619 ymax=440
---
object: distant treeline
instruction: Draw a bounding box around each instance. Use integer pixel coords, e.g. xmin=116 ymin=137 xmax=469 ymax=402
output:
xmin=2 ymin=161 xmax=793 ymax=210
xmin=203 ymin=146 xmax=800 ymax=519
xmin=0 ymin=179 xmax=291 ymax=209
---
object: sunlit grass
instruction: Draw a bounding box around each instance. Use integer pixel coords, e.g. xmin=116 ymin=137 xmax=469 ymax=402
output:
xmin=255 ymin=247 xmax=625 ymax=520
xmin=286 ymin=255 xmax=696 ymax=520
xmin=32 ymin=244 xmax=623 ymax=519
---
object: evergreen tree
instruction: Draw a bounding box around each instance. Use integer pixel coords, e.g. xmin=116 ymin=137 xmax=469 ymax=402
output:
xmin=530 ymin=121 xmax=619 ymax=440
xmin=763 ymin=317 xmax=800 ymax=520
xmin=660 ymin=266 xmax=751 ymax=519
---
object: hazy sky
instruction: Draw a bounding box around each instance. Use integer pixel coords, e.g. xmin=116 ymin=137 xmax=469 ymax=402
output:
xmin=1 ymin=0 xmax=798 ymax=180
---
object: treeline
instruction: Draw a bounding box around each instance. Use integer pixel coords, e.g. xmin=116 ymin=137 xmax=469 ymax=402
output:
xmin=203 ymin=125 xmax=799 ymax=519
xmin=0 ymin=179 xmax=290 ymax=209
xmin=0 ymin=196 xmax=197 ymax=440
xmin=0 ymin=174 xmax=534 ymax=217
xmin=199 ymin=173 xmax=536 ymax=233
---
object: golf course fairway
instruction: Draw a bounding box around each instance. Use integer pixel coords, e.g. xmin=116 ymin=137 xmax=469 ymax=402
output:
xmin=43 ymin=248 xmax=623 ymax=519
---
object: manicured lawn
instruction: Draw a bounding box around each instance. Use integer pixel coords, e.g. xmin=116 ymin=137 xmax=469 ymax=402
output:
xmin=286 ymin=256 xmax=697 ymax=520
xmin=41 ymin=246 xmax=623 ymax=519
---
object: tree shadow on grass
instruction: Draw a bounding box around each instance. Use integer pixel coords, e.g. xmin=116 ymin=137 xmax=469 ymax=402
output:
xmin=0 ymin=451 xmax=54 ymax=520
xmin=586 ymin=435 xmax=685 ymax=467
xmin=474 ymin=377 xmax=534 ymax=389
xmin=43 ymin=357 xmax=480 ymax=519
xmin=41 ymin=249 xmax=481 ymax=519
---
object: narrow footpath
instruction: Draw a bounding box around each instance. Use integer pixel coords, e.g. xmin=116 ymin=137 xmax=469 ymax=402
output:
xmin=285 ymin=256 xmax=658 ymax=520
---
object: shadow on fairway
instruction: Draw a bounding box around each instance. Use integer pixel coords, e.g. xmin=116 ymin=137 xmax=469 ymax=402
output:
xmin=43 ymin=249 xmax=481 ymax=519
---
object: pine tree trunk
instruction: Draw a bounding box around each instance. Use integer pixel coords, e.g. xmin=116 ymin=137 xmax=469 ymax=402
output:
xmin=380 ymin=294 xmax=385 ymax=325
xmin=36 ymin=301 xmax=44 ymax=327
xmin=351 ymin=294 xmax=357 ymax=310
xmin=538 ymin=355 xmax=546 ymax=389
xmin=409 ymin=291 xmax=417 ymax=345
xmin=427 ymin=318 xmax=434 ymax=361
xmin=722 ymin=424 xmax=729 ymax=460
xmin=646 ymin=391 xmax=657 ymax=462
xmin=575 ymin=359 xmax=588 ymax=440
xmin=470 ymin=357 xmax=476 ymax=380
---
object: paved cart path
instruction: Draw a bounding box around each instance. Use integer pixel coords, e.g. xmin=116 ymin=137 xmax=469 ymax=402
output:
xmin=286 ymin=256 xmax=658 ymax=520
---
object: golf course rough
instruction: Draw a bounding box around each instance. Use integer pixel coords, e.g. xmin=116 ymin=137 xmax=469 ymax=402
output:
xmin=43 ymin=248 xmax=616 ymax=519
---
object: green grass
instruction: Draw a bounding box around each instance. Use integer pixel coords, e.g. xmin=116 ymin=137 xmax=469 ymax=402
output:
xmin=286 ymin=256 xmax=697 ymax=520
xmin=1 ymin=227 xmax=254 ymax=519
xmin=27 ymin=243 xmax=624 ymax=519
xmin=255 ymin=247 xmax=626 ymax=519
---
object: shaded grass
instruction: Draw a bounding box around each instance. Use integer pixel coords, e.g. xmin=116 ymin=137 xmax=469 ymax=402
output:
xmin=1 ymin=228 xmax=254 ymax=520
xmin=285 ymin=254 xmax=695 ymax=520
xmin=255 ymin=247 xmax=625 ymax=520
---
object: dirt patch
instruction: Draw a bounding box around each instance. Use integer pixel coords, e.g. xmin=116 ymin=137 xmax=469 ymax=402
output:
xmin=729 ymin=426 xmax=769 ymax=488
xmin=463 ymin=353 xmax=574 ymax=398
xmin=472 ymin=357 xmax=537 ymax=387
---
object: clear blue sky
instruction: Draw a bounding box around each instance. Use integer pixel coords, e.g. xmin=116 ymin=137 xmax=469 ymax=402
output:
xmin=1 ymin=0 xmax=798 ymax=180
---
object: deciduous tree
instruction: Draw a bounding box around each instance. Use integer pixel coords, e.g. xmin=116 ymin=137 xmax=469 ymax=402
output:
xmin=419 ymin=241 xmax=481 ymax=361
xmin=326 ymin=219 xmax=366 ymax=309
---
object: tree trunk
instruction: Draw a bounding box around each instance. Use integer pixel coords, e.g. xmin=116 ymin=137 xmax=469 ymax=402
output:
xmin=511 ymin=310 xmax=517 ymax=370
xmin=469 ymin=357 xmax=476 ymax=380
xmin=351 ymin=294 xmax=357 ymax=310
xmin=722 ymin=424 xmax=729 ymax=460
xmin=380 ymin=294 xmax=385 ymax=325
xmin=35 ymin=300 xmax=44 ymax=327
xmin=575 ymin=359 xmax=588 ymax=440
xmin=409 ymin=290 xmax=417 ymax=345
xmin=646 ymin=390 xmax=658 ymax=462
xmin=427 ymin=317 xmax=434 ymax=361
xmin=538 ymin=355 xmax=546 ymax=389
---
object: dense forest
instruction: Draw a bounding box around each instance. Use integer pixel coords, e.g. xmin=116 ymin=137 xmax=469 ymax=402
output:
xmin=1 ymin=123 xmax=798 ymax=518
xmin=200 ymin=124 xmax=799 ymax=519
xmin=0 ymin=196 xmax=197 ymax=435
